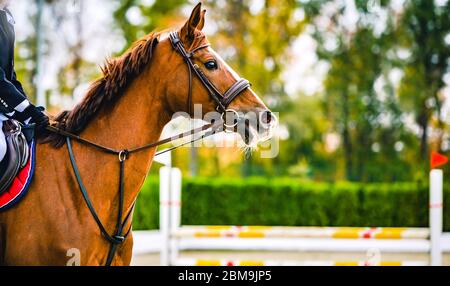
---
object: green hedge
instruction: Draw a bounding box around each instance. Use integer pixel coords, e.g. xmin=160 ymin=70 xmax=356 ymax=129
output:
xmin=133 ymin=177 xmax=449 ymax=231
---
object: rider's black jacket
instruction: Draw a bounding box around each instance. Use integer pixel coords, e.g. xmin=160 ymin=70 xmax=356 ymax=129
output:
xmin=0 ymin=8 xmax=29 ymax=116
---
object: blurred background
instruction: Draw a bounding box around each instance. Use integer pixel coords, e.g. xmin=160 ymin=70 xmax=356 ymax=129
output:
xmin=9 ymin=0 xmax=450 ymax=265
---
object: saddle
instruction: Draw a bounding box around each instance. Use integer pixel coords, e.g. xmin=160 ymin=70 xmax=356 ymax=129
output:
xmin=0 ymin=120 xmax=34 ymax=195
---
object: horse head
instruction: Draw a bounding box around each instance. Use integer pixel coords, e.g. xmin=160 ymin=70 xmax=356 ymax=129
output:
xmin=162 ymin=3 xmax=277 ymax=147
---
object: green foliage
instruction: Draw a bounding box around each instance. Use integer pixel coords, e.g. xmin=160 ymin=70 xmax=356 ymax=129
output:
xmin=134 ymin=178 xmax=160 ymax=229
xmin=396 ymin=0 xmax=450 ymax=158
xmin=12 ymin=1 xmax=450 ymax=183
xmin=14 ymin=43 xmax=37 ymax=102
xmin=199 ymin=0 xmax=306 ymax=177
xmin=302 ymin=0 xmax=450 ymax=182
xmin=205 ymin=0 xmax=304 ymax=102
xmin=133 ymin=177 xmax=447 ymax=231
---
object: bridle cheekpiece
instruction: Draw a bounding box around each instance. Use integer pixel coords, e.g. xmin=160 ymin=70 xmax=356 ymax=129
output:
xmin=168 ymin=31 xmax=250 ymax=124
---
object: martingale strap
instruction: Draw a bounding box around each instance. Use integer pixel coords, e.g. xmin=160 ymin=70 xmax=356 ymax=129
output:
xmin=51 ymin=121 xmax=222 ymax=266
xmin=67 ymin=137 xmax=134 ymax=265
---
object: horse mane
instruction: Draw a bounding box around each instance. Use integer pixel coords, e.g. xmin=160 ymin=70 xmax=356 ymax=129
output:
xmin=41 ymin=32 xmax=160 ymax=147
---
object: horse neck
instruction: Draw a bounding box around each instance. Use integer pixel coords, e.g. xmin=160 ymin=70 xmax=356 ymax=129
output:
xmin=82 ymin=69 xmax=171 ymax=150
xmin=71 ymin=65 xmax=172 ymax=221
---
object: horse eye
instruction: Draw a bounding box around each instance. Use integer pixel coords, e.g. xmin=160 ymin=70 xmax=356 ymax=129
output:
xmin=204 ymin=60 xmax=218 ymax=70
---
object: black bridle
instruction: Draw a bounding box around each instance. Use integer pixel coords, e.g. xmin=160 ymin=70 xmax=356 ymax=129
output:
xmin=47 ymin=31 xmax=250 ymax=266
xmin=169 ymin=31 xmax=250 ymax=117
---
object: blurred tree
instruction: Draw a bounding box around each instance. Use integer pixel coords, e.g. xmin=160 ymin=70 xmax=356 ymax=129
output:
xmin=205 ymin=0 xmax=305 ymax=176
xmin=113 ymin=0 xmax=187 ymax=49
xmin=50 ymin=0 xmax=98 ymax=102
xmin=281 ymin=94 xmax=335 ymax=180
xmin=303 ymin=0 xmax=415 ymax=181
xmin=13 ymin=0 xmax=96 ymax=108
xmin=14 ymin=40 xmax=37 ymax=102
xmin=13 ymin=0 xmax=446 ymax=182
xmin=396 ymin=0 xmax=450 ymax=159
xmin=206 ymin=0 xmax=304 ymax=107
xmin=13 ymin=1 xmax=41 ymax=102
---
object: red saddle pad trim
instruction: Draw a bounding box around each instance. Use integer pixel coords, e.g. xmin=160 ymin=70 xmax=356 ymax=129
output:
xmin=0 ymin=141 xmax=36 ymax=211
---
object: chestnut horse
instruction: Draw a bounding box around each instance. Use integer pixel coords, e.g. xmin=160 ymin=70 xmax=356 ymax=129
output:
xmin=0 ymin=3 xmax=273 ymax=266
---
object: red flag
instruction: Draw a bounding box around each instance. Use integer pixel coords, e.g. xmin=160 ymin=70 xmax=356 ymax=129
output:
xmin=430 ymin=151 xmax=448 ymax=169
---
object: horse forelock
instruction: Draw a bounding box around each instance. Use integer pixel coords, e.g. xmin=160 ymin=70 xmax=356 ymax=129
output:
xmin=41 ymin=33 xmax=161 ymax=147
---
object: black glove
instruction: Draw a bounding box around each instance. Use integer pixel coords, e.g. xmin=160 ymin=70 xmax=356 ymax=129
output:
xmin=23 ymin=104 xmax=50 ymax=134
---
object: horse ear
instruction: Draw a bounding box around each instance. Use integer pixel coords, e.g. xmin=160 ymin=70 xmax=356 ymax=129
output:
xmin=197 ymin=9 xmax=206 ymax=31
xmin=180 ymin=3 xmax=203 ymax=41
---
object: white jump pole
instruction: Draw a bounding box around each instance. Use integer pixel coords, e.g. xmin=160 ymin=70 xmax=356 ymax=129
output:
xmin=156 ymin=151 xmax=172 ymax=266
xmin=430 ymin=169 xmax=443 ymax=266
xmin=159 ymin=167 xmax=171 ymax=266
xmin=169 ymin=168 xmax=182 ymax=266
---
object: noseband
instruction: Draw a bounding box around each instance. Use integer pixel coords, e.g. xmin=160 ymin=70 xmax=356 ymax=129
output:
xmin=169 ymin=32 xmax=250 ymax=118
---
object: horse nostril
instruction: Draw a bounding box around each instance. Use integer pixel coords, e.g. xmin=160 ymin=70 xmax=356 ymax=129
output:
xmin=261 ymin=110 xmax=273 ymax=125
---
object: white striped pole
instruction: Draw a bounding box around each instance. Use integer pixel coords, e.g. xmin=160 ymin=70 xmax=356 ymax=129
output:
xmin=169 ymin=168 xmax=182 ymax=266
xmin=159 ymin=167 xmax=171 ymax=266
xmin=174 ymin=226 xmax=429 ymax=239
xmin=430 ymin=169 xmax=443 ymax=266
xmin=174 ymin=258 xmax=428 ymax=267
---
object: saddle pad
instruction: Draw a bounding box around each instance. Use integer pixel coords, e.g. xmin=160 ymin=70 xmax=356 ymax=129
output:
xmin=0 ymin=140 xmax=36 ymax=211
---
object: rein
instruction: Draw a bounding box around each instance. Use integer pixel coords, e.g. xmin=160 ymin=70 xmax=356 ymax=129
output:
xmin=46 ymin=122 xmax=219 ymax=157
xmin=45 ymin=31 xmax=251 ymax=266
